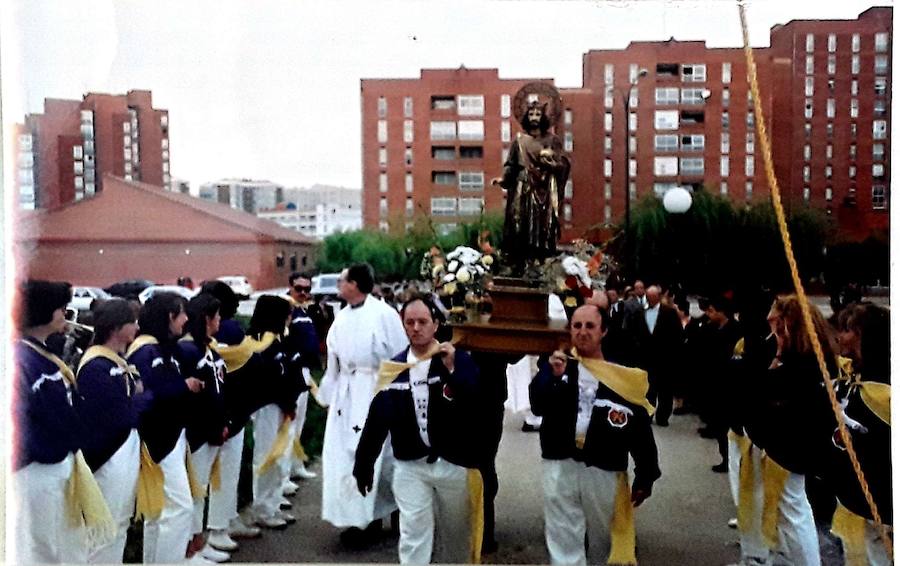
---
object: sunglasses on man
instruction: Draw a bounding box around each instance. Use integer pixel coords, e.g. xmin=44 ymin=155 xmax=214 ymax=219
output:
xmin=293 ymin=284 xmax=312 ymax=293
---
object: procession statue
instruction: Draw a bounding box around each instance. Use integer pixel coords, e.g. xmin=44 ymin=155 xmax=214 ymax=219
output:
xmin=492 ymin=82 xmax=571 ymax=274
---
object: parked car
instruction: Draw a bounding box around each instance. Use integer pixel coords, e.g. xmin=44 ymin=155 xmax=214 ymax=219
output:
xmin=68 ymin=286 xmax=112 ymax=312
xmin=218 ymin=276 xmax=254 ymax=299
xmin=311 ymin=273 xmax=341 ymax=300
xmin=138 ymin=285 xmax=197 ymax=304
xmin=105 ymin=279 xmax=155 ymax=301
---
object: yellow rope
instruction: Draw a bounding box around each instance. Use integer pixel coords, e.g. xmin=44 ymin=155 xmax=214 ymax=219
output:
xmin=737 ymin=3 xmax=892 ymax=560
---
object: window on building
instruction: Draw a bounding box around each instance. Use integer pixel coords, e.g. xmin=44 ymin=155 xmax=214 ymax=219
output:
xmin=604 ymin=87 xmax=614 ymax=109
xmin=379 ymin=173 xmax=388 ymax=192
xmin=826 ymin=122 xmax=834 ymax=137
xmin=430 ymin=121 xmax=456 ymax=140
xmin=457 ymin=95 xmax=485 ymax=117
xmin=681 ymin=110 xmax=705 ymax=125
xmin=873 ymin=143 xmax=884 ymax=160
xmin=851 ymin=55 xmax=859 ymax=74
xmin=849 ymin=165 xmax=857 ymax=179
xmin=432 ymin=146 xmax=455 ymax=160
xmin=803 ymin=166 xmax=811 ymax=181
xmin=502 ymin=147 xmax=509 ymax=163
xmin=681 ymin=134 xmax=705 ymax=152
xmin=653 ymin=182 xmax=676 ymax=197
xmin=655 ymin=87 xmax=680 ymax=105
xmin=654 ymin=134 xmax=678 ymax=152
xmin=604 ymin=137 xmax=613 ymax=154
xmin=681 ymin=88 xmax=707 ymax=105
xmin=604 ymin=183 xmax=613 ymax=200
xmin=629 ymin=136 xmax=637 ymax=153
xmin=806 ymin=34 xmax=815 ymax=52
xmin=604 ymin=64 xmax=614 ymax=84
xmin=852 ymin=33 xmax=861 ymax=52
xmin=122 ymin=122 xmax=131 ymax=134
xmin=654 ymin=110 xmax=679 ymax=130
xmin=431 ymin=197 xmax=457 ymax=216
xmin=875 ymin=32 xmax=889 ymax=52
xmin=717 ymin=133 xmax=728 ymax=155
xmin=745 ymin=155 xmax=755 ymax=176
xmin=604 ymin=112 xmax=613 ymax=130
xmin=656 ymin=62 xmax=679 ymax=78
xmin=377 ymin=120 xmax=388 ymax=143
xmin=629 ymin=182 xmax=637 ymax=201
xmin=826 ymin=98 xmax=835 ymax=118
xmin=804 ymin=123 xmax=812 ymax=138
xmin=827 ymin=33 xmax=836 ymax=52
xmin=827 ymin=55 xmax=836 ymax=75
xmin=628 ymin=113 xmax=637 ymax=132
xmin=745 ymin=132 xmax=754 ymax=154
xmin=803 ymin=144 xmax=811 ymax=160
xmin=72 ymin=146 xmax=83 ymax=160
xmin=827 ymin=78 xmax=836 ymax=93
xmin=805 ymin=55 xmax=814 ymax=74
xmin=564 ymin=180 xmax=574 ymax=199
xmin=825 ymin=144 xmax=833 ymax=159
xmin=379 ymin=197 xmax=388 ymax=215
xmin=720 ymin=182 xmax=728 ymax=195
xmin=848 ymin=98 xmax=859 ymax=118
xmin=74 ymin=176 xmax=84 ymax=189
xmin=405 ymin=173 xmax=413 ymax=193
xmin=722 ymin=111 xmax=730 ymax=128
xmin=682 ymin=63 xmax=706 ymax=82
xmin=161 ymin=138 xmax=168 ymax=149
xmin=564 ymin=131 xmax=574 ymax=152
xmin=401 ymin=120 xmax=413 ymax=143
xmin=405 ymin=147 xmax=413 ymax=166
xmin=629 ymin=159 xmax=637 ymax=177
xmin=872 ymin=186 xmax=887 ymax=209
xmin=564 ymin=109 xmax=573 ymax=125
xmin=378 ymin=147 xmax=387 ymax=167
xmin=431 ymin=96 xmax=455 ymax=110
xmin=720 ymin=156 xmax=729 ymax=176
xmin=604 ymin=159 xmax=613 ymax=177
xmin=432 ymin=171 xmax=456 ymax=185
xmin=403 ymin=96 xmax=413 ymax=118
xmin=629 ymin=87 xmax=639 ymax=108
xmin=874 ymin=55 xmax=889 ymax=74
xmin=825 ymin=165 xmax=833 ymax=179
xmin=722 ymin=88 xmax=730 ymax=107
xmin=604 ymin=204 xmax=612 ymax=223
xmin=377 ymin=97 xmax=387 ymax=118
xmin=850 ymin=122 xmax=857 ymax=137
xmin=746 ymin=111 xmax=754 ymax=127
xmin=500 ymin=121 xmax=511 ymax=143
xmin=873 ymin=99 xmax=886 ymax=117
xmin=805 ymin=77 xmax=814 ymax=96
xmin=457 ymin=120 xmax=484 ymax=141
xmin=406 ymin=197 xmax=414 ymax=215
xmin=874 ymin=77 xmax=887 ymax=96
xmin=873 ymin=164 xmax=885 ymax=179
xmin=680 ymin=157 xmax=704 ymax=175
xmin=745 ymin=182 xmax=753 ymax=200
xmin=873 ymin=120 xmax=887 ymax=140
xmin=722 ymin=62 xmax=732 ymax=83
xmin=500 ymin=94 xmax=511 ymax=118
xmin=459 ymin=171 xmax=484 ymax=191
xmin=628 ymin=63 xmax=639 ymax=83
xmin=458 ymin=197 xmax=484 ymax=216
xmin=459 ymin=146 xmax=483 ymax=159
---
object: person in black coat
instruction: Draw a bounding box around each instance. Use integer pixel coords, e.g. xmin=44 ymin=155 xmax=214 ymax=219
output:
xmin=354 ymin=297 xmax=483 ymax=564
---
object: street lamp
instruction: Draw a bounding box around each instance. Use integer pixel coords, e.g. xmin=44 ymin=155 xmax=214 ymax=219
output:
xmin=663 ymin=185 xmax=693 ymax=213
xmin=622 ymin=68 xmax=648 ymax=282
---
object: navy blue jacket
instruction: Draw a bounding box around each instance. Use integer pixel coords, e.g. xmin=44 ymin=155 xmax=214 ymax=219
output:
xmin=354 ymin=348 xmax=482 ymax=482
xmin=179 ymin=341 xmax=228 ymax=451
xmin=215 ymin=319 xmax=245 ymax=346
xmin=286 ymin=304 xmax=321 ymax=372
xmin=530 ymin=358 xmax=661 ymax=492
xmin=13 ymin=338 xmax=84 ymax=471
xmin=241 ymin=334 xmax=302 ymax=416
xmin=75 ymin=354 xmax=151 ymax=471
xmin=128 ymin=340 xmax=192 ymax=463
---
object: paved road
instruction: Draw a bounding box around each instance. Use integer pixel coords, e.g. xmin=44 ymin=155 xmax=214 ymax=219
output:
xmin=234 ymin=410 xmax=750 ymax=564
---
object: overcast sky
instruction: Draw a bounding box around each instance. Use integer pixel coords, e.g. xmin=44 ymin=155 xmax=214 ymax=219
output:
xmin=2 ymin=0 xmax=891 ymax=191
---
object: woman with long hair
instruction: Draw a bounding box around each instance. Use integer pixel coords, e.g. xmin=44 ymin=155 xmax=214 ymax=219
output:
xmin=179 ymin=294 xmax=233 ymax=562
xmin=76 ymin=298 xmax=150 ymax=563
xmin=127 ymin=292 xmax=205 ymax=564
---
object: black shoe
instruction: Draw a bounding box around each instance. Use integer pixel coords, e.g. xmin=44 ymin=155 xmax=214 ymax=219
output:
xmin=482 ymin=539 xmax=498 ymax=554
xmin=389 ymin=510 xmax=400 ymax=535
xmin=655 ymin=419 xmax=669 ymax=427
xmin=711 ymin=462 xmax=728 ymax=473
xmin=521 ymin=422 xmax=539 ymax=432
xmin=339 ymin=527 xmax=368 ymax=549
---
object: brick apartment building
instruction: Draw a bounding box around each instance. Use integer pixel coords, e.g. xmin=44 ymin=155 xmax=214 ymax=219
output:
xmin=14 ymin=90 xmax=171 ymax=210
xmin=360 ymin=7 xmax=890 ymax=242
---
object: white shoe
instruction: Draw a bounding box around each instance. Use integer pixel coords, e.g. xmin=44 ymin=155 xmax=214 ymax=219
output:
xmin=727 ymin=517 xmax=738 ymax=529
xmin=283 ymin=480 xmax=299 ymax=496
xmin=279 ymin=497 xmax=293 ymax=510
xmin=207 ymin=529 xmax=238 ymax=552
xmin=200 ymin=543 xmax=231 ymax=563
xmin=291 ymin=463 xmax=317 ymax=480
xmin=185 ymin=554 xmax=217 ymax=564
xmin=276 ymin=509 xmax=297 ymax=524
xmin=227 ymin=517 xmax=261 ymax=539
xmin=257 ymin=514 xmax=288 ymax=529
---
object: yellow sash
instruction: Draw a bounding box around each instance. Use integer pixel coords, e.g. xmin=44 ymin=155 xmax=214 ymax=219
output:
xmin=832 ymin=503 xmax=868 ymax=566
xmin=257 ymin=416 xmax=293 ymax=476
xmin=569 ymin=350 xmax=656 ymax=416
xmin=838 ymin=356 xmax=857 ymax=382
xmin=209 ymin=452 xmax=223 ymax=492
xmin=730 ymin=431 xmax=756 ymax=534
xmin=733 ymin=337 xmax=745 ymax=358
xmin=859 ymin=381 xmax=890 ymax=426
xmin=66 ymin=450 xmax=115 ymax=547
xmin=210 ymin=332 xmax=277 ymax=373
xmin=292 ymin=437 xmax=309 ymax=464
xmin=608 ymin=471 xmax=637 ymax=565
xmin=467 ymin=469 xmax=485 ymax=564
xmin=125 ymin=334 xmax=160 ymax=358
xmin=761 ymin=454 xmax=791 ymax=548
xmin=376 ymin=342 xmax=444 ymax=392
xmin=135 ymin=442 xmax=165 ymax=520
xmin=77 ymin=345 xmax=140 ymax=396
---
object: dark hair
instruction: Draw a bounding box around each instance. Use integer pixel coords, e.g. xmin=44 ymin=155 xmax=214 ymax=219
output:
xmin=92 ymin=298 xmax=137 ymax=345
xmin=674 ymin=295 xmax=690 ymax=315
xmin=247 ymin=295 xmax=291 ymax=338
xmin=18 ymin=280 xmax=72 ymax=330
xmin=186 ymin=293 xmax=221 ymax=346
xmin=708 ymin=294 xmax=733 ymax=317
xmin=346 ymin=263 xmax=375 ymax=294
xmin=519 ymin=101 xmax=551 ymax=133
xmin=400 ymin=296 xmax=446 ymax=325
xmin=199 ymin=280 xmax=238 ymax=319
xmin=697 ymin=296 xmax=711 ymax=311
xmin=837 ymin=302 xmax=890 ymax=383
xmin=138 ymin=292 xmax=188 ymax=348
xmin=288 ymin=272 xmax=313 ymax=286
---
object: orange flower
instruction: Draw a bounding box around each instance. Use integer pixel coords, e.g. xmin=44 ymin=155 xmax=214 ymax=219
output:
xmin=587 ymin=251 xmax=604 ymax=275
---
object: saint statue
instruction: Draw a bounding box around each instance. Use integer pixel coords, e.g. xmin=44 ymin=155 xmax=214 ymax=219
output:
xmin=492 ymin=83 xmax=571 ymax=274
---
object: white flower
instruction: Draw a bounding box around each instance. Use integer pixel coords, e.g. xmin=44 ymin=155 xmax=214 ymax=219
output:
xmin=447 ymin=260 xmax=459 ymax=273
xmin=456 ymin=267 xmax=471 ymax=284
xmin=447 ymin=246 xmax=481 ymax=266
xmin=562 ymin=256 xmax=591 ymax=287
xmin=475 ymin=265 xmax=485 ymax=276
xmin=432 ymin=264 xmax=445 ymax=277
xmin=481 ymin=255 xmax=494 ymax=266
xmin=443 ymin=273 xmax=456 ymax=283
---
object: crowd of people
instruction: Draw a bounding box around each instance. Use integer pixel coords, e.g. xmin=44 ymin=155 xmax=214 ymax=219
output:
xmin=12 ymin=265 xmax=892 ymax=565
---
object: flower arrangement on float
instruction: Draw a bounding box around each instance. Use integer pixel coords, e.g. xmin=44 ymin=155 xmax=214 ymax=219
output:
xmin=420 ymin=233 xmax=497 ymax=322
xmin=525 ymin=239 xmax=611 ymax=312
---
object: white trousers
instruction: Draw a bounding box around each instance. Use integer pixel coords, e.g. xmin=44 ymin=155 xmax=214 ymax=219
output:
xmin=90 ymin=429 xmax=141 ymax=564
xmin=12 ymin=453 xmax=89 ymax=564
xmin=392 ymin=457 xmax=473 ymax=564
xmin=542 ymin=458 xmax=619 ymax=565
xmin=770 ymin=473 xmax=821 ymax=566
xmin=190 ymin=442 xmax=222 ymax=534
xmin=142 ymin=431 xmax=194 ymax=564
xmin=289 ymin=391 xmax=310 ymax=470
xmin=251 ymin=404 xmax=286 ymax=519
xmin=728 ymin=437 xmax=768 ymax=565
xmin=207 ymin=429 xmax=245 ymax=530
